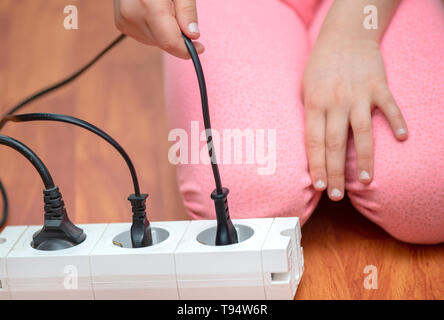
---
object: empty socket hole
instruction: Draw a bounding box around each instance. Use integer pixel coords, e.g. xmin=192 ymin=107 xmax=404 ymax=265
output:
xmin=196 ymin=224 xmax=254 ymax=246
xmin=112 ymin=227 xmax=169 ymax=249
xmin=271 ymin=271 xmax=291 ymax=283
xmin=0 ymin=238 xmax=6 ymax=246
xmin=280 ymin=229 xmax=293 ymax=237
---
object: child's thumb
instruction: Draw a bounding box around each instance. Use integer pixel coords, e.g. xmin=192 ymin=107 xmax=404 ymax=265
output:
xmin=174 ymin=0 xmax=200 ymax=39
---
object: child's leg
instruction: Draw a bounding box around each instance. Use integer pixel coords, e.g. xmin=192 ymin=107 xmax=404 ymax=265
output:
xmin=310 ymin=0 xmax=444 ymax=244
xmin=163 ymin=0 xmax=318 ymax=224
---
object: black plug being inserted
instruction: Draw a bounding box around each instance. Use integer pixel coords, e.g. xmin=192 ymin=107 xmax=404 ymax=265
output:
xmin=0 ymin=134 xmax=85 ymax=250
xmin=182 ymin=34 xmax=238 ymax=246
xmin=2 ymin=113 xmax=152 ymax=248
xmin=0 ymin=32 xmax=235 ymax=246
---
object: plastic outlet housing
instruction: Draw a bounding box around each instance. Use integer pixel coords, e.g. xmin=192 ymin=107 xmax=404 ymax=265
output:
xmin=175 ymin=218 xmax=303 ymax=299
xmin=6 ymin=224 xmax=107 ymax=300
xmin=0 ymin=217 xmax=303 ymax=300
xmin=0 ymin=226 xmax=27 ymax=300
xmin=90 ymin=221 xmax=190 ymax=300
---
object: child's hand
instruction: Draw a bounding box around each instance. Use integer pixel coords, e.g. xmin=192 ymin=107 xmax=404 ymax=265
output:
xmin=302 ymin=32 xmax=408 ymax=201
xmin=113 ymin=0 xmax=204 ymax=59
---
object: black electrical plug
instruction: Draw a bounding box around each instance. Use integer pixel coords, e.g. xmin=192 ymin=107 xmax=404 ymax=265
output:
xmin=182 ymin=33 xmax=239 ymax=246
xmin=128 ymin=193 xmax=152 ymax=248
xmin=31 ymin=186 xmax=86 ymax=251
xmin=211 ymin=188 xmax=238 ymax=246
xmin=2 ymin=113 xmax=154 ymax=249
xmin=0 ymin=135 xmax=86 ymax=251
xmin=0 ymin=34 xmax=126 ymax=229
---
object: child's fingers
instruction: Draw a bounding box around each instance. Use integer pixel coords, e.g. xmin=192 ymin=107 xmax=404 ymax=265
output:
xmin=304 ymin=107 xmax=327 ymax=191
xmin=141 ymin=0 xmax=188 ymax=58
xmin=374 ymin=85 xmax=408 ymax=141
xmin=174 ymin=0 xmax=201 ymax=40
xmin=350 ymin=106 xmax=374 ymax=184
xmin=148 ymin=15 xmax=190 ymax=58
xmin=114 ymin=0 xmax=156 ymax=46
xmin=326 ymin=111 xmax=348 ymax=201
xmin=115 ymin=0 xmax=204 ymax=58
xmin=192 ymin=41 xmax=205 ymax=54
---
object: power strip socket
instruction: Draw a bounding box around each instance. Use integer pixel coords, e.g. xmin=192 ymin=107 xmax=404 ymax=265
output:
xmin=0 ymin=217 xmax=303 ymax=300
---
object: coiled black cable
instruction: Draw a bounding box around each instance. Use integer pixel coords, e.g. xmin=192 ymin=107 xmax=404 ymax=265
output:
xmin=3 ymin=113 xmax=141 ymax=196
xmin=0 ymin=34 xmax=126 ymax=130
xmin=0 ymin=33 xmax=222 ymax=230
xmin=0 ymin=34 xmax=127 ymax=228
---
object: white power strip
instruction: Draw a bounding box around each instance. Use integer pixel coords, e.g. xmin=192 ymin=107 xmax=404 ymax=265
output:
xmin=0 ymin=217 xmax=303 ymax=300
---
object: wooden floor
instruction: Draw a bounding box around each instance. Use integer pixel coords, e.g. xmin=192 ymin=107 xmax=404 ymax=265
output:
xmin=0 ymin=0 xmax=443 ymax=300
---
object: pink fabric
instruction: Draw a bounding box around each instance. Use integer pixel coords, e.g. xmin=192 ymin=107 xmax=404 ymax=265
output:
xmin=280 ymin=0 xmax=321 ymax=25
xmin=163 ymin=0 xmax=444 ymax=244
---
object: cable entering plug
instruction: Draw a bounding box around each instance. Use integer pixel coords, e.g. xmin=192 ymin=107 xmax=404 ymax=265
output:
xmin=211 ymin=188 xmax=238 ymax=246
xmin=128 ymin=193 xmax=153 ymax=248
xmin=32 ymin=187 xmax=86 ymax=251
xmin=182 ymin=34 xmax=239 ymax=245
xmin=0 ymin=135 xmax=86 ymax=251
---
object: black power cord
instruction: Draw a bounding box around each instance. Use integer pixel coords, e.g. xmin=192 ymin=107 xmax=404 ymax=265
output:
xmin=2 ymin=112 xmax=152 ymax=248
xmin=0 ymin=180 xmax=8 ymax=227
xmin=182 ymin=36 xmax=222 ymax=193
xmin=0 ymin=134 xmax=86 ymax=250
xmin=0 ymin=135 xmax=55 ymax=188
xmin=0 ymin=34 xmax=126 ymax=229
xmin=4 ymin=113 xmax=141 ymax=195
xmin=182 ymin=34 xmax=238 ymax=246
xmin=0 ymin=34 xmax=127 ymax=130
xmin=0 ymin=32 xmax=238 ymax=247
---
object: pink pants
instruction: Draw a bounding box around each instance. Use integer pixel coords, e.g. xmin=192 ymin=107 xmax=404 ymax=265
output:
xmin=163 ymin=0 xmax=444 ymax=244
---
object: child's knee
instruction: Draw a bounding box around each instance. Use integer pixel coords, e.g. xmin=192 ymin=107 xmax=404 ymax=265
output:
xmin=348 ymin=172 xmax=444 ymax=245
xmin=379 ymin=201 xmax=444 ymax=244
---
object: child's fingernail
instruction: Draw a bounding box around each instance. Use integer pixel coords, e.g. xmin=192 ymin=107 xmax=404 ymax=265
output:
xmin=188 ymin=22 xmax=199 ymax=34
xmin=397 ymin=128 xmax=407 ymax=137
xmin=359 ymin=170 xmax=370 ymax=181
xmin=330 ymin=188 xmax=343 ymax=198
xmin=314 ymin=180 xmax=326 ymax=189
